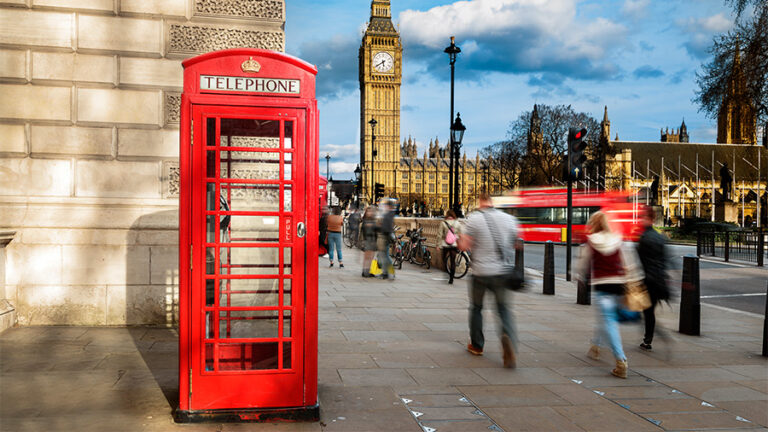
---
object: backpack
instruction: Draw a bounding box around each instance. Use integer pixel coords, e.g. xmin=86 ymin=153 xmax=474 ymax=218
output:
xmin=444 ymin=221 xmax=456 ymax=246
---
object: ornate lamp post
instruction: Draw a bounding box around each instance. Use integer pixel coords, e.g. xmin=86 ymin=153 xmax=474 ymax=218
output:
xmin=444 ymin=36 xmax=461 ymax=214
xmin=354 ymin=164 xmax=362 ymax=207
xmin=368 ymin=117 xmax=377 ymax=204
xmin=325 ymin=153 xmax=331 ymax=179
xmin=450 ymin=113 xmax=466 ymax=212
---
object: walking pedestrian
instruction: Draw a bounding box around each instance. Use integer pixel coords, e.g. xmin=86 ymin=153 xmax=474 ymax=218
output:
xmin=326 ymin=207 xmax=344 ymax=268
xmin=637 ymin=207 xmax=670 ymax=351
xmin=574 ymin=211 xmax=643 ymax=379
xmin=457 ymin=193 xmax=519 ymax=368
xmin=361 ymin=206 xmax=378 ymax=277
xmin=377 ymin=199 xmax=395 ymax=279
xmin=438 ymin=210 xmax=461 ymax=284
xmin=347 ymin=206 xmax=361 ymax=247
xmin=319 ymin=206 xmax=329 ymax=257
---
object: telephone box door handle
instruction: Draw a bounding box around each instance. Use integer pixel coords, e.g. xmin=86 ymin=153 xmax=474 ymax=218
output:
xmin=297 ymin=222 xmax=306 ymax=238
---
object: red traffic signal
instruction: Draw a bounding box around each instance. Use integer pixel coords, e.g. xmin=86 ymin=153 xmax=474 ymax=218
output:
xmin=567 ymin=127 xmax=588 ymax=179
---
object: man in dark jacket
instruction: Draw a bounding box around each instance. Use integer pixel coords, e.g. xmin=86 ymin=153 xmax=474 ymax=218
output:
xmin=636 ymin=207 xmax=670 ymax=350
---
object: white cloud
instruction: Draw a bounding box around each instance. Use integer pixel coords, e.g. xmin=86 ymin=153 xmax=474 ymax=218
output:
xmin=321 ymin=143 xmax=358 ymax=158
xmin=329 ymin=161 xmax=358 ymax=173
xmin=621 ymin=0 xmax=650 ymax=18
xmin=678 ymin=13 xmax=733 ymax=59
xmin=398 ymin=0 xmax=627 ymax=81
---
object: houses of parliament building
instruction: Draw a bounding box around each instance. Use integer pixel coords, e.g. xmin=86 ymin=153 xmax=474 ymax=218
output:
xmin=358 ymin=0 xmax=499 ymax=213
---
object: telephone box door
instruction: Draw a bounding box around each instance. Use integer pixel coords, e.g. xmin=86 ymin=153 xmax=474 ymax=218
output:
xmin=190 ymin=104 xmax=306 ymax=410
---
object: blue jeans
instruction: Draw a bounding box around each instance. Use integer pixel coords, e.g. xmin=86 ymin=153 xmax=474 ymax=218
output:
xmin=469 ymin=275 xmax=515 ymax=350
xmin=593 ymin=290 xmax=627 ymax=361
xmin=327 ymin=232 xmax=342 ymax=262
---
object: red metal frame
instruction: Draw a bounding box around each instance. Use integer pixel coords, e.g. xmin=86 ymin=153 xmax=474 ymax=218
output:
xmin=494 ymin=188 xmax=645 ymax=243
xmin=178 ymin=49 xmax=318 ymax=420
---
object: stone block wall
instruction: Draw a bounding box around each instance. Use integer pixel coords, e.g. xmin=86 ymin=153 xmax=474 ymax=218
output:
xmin=0 ymin=0 xmax=285 ymax=326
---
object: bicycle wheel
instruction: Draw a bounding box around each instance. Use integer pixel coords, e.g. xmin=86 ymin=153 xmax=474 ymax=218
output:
xmin=411 ymin=244 xmax=424 ymax=265
xmin=423 ymin=249 xmax=431 ymax=269
xmin=394 ymin=248 xmax=403 ymax=269
xmin=343 ymin=230 xmax=354 ymax=248
xmin=454 ymin=252 xmax=469 ymax=279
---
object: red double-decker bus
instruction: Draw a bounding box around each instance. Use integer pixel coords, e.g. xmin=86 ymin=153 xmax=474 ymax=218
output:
xmin=493 ymin=187 xmax=645 ymax=243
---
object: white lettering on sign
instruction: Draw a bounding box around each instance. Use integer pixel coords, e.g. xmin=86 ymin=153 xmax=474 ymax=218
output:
xmin=200 ymin=75 xmax=300 ymax=95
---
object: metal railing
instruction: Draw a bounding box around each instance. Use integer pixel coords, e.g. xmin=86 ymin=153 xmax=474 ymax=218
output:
xmin=697 ymin=229 xmax=765 ymax=266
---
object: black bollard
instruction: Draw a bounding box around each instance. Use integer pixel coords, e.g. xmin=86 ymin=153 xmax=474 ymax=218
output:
xmin=763 ymin=280 xmax=767 ymax=357
xmin=679 ymin=255 xmax=701 ymax=336
xmin=576 ymin=276 xmax=591 ymax=305
xmin=515 ymin=238 xmax=524 ymax=272
xmin=543 ymin=241 xmax=555 ymax=295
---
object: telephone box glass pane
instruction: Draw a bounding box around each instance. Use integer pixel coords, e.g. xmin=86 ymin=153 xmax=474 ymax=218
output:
xmin=282 ymin=342 xmax=291 ymax=369
xmin=220 ymin=183 xmax=280 ymax=212
xmin=220 ymin=151 xmax=280 ymax=180
xmin=225 ymin=247 xmax=280 ymax=275
xmin=283 ymin=186 xmax=292 ymax=211
xmin=206 ymin=118 xmax=216 ymax=147
xmin=224 ymin=215 xmax=280 ymax=243
xmin=218 ymin=343 xmax=278 ymax=371
xmin=220 ymin=118 xmax=279 ymax=147
xmin=206 ymin=151 xmax=216 ymax=178
xmin=219 ymin=310 xmax=279 ymax=339
xmin=283 ymin=121 xmax=292 ymax=149
xmin=218 ymin=279 xmax=280 ymax=307
xmin=283 ymin=309 xmax=291 ymax=337
xmin=283 ymin=248 xmax=292 ymax=275
xmin=283 ymin=278 xmax=292 ymax=306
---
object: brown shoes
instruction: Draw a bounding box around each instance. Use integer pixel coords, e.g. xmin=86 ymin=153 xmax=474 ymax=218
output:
xmin=501 ymin=335 xmax=516 ymax=368
xmin=466 ymin=343 xmax=483 ymax=356
xmin=611 ymin=359 xmax=628 ymax=379
xmin=587 ymin=345 xmax=600 ymax=360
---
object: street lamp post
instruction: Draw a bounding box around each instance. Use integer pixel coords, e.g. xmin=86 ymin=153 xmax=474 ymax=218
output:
xmin=354 ymin=164 xmax=362 ymax=207
xmin=325 ymin=153 xmax=331 ymax=179
xmin=450 ymin=113 xmax=466 ymax=213
xmin=368 ymin=117 xmax=377 ymax=204
xmin=444 ymin=36 xmax=461 ymax=214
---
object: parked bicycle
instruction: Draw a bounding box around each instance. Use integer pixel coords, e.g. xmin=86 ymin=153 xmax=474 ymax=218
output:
xmin=389 ymin=227 xmax=407 ymax=269
xmin=406 ymin=226 xmax=431 ymax=269
xmin=343 ymin=214 xmax=361 ymax=249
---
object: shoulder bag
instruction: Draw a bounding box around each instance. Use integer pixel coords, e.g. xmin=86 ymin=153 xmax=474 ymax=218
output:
xmin=443 ymin=221 xmax=457 ymax=246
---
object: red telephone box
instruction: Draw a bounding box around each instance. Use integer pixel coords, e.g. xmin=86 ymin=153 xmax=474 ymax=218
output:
xmin=176 ymin=49 xmax=319 ymax=422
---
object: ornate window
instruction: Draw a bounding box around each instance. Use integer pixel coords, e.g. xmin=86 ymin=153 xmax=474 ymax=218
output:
xmin=415 ymin=183 xmax=422 ymax=193
xmin=429 ymin=173 xmax=435 ymax=180
xmin=402 ymin=172 xmax=408 ymax=179
xmin=429 ymin=184 xmax=435 ymax=193
xmin=442 ymin=174 xmax=448 ymax=180
xmin=402 ymin=184 xmax=408 ymax=193
xmin=441 ymin=184 xmax=447 ymax=193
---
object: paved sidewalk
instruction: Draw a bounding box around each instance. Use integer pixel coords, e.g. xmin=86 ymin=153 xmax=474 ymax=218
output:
xmin=1 ymin=246 xmax=766 ymax=431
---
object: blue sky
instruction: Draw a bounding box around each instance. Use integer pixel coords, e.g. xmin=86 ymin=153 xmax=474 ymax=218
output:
xmin=284 ymin=0 xmax=735 ymax=181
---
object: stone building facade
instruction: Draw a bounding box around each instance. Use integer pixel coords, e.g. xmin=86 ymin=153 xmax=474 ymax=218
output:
xmin=601 ymin=108 xmax=765 ymax=225
xmin=394 ymin=137 xmax=501 ymax=214
xmin=0 ymin=0 xmax=284 ymax=326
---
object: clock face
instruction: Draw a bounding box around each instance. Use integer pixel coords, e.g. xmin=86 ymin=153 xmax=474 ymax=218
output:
xmin=373 ymin=51 xmax=394 ymax=73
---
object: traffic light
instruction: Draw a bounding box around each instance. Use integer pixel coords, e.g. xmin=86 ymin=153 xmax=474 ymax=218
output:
xmin=568 ymin=127 xmax=588 ymax=179
xmin=374 ymin=183 xmax=385 ymax=201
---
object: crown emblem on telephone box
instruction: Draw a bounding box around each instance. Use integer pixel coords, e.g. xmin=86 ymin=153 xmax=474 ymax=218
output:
xmin=241 ymin=57 xmax=261 ymax=73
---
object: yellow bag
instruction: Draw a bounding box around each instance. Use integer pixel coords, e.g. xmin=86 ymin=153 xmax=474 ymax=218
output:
xmin=370 ymin=259 xmax=382 ymax=276
xmin=623 ymin=280 xmax=651 ymax=312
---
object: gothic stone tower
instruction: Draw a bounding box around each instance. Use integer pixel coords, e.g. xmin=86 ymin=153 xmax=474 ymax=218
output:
xmin=359 ymin=0 xmax=402 ymax=200
xmin=717 ymin=47 xmax=757 ymax=144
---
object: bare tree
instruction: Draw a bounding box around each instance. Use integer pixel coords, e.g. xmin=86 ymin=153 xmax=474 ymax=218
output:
xmin=695 ymin=2 xmax=768 ymax=129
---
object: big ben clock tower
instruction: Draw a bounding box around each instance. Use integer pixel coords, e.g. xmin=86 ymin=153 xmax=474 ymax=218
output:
xmin=359 ymin=0 xmax=402 ymax=201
